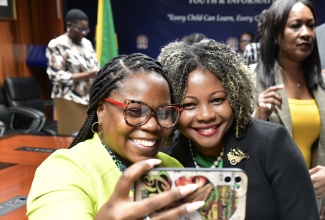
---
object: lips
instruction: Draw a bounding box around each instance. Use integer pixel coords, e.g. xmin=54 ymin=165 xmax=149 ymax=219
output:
xmin=131 ymin=139 xmax=157 ymax=147
xmin=297 ymin=42 xmax=313 ymax=50
xmin=193 ymin=125 xmax=219 ymax=137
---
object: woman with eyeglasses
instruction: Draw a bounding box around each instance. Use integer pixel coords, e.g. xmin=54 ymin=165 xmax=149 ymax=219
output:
xmin=27 ymin=53 xmax=204 ymax=220
xmin=46 ymin=8 xmax=100 ymax=135
xmin=238 ymin=31 xmax=254 ymax=56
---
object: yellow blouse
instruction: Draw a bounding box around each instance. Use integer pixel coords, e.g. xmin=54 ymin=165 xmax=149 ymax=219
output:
xmin=288 ymin=98 xmax=320 ymax=168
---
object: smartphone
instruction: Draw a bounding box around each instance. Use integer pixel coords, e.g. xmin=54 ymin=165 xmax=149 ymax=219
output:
xmin=134 ymin=168 xmax=247 ymax=220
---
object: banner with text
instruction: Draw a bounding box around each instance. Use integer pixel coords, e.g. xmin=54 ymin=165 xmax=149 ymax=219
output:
xmin=111 ymin=0 xmax=325 ymax=58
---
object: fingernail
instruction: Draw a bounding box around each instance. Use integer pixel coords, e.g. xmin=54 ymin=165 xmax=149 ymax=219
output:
xmin=186 ymin=201 xmax=205 ymax=212
xmin=179 ymin=184 xmax=198 ymax=196
xmin=278 ymin=84 xmax=284 ymax=88
xmin=145 ymin=159 xmax=161 ymax=167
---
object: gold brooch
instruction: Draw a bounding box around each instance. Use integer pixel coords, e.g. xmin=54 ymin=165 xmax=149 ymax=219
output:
xmin=227 ymin=148 xmax=249 ymax=165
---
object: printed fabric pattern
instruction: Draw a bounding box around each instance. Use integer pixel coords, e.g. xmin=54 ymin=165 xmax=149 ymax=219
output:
xmin=46 ymin=33 xmax=99 ymax=105
xmin=243 ymin=42 xmax=260 ymax=66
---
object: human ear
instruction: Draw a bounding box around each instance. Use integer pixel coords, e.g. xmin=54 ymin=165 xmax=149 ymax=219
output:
xmin=97 ymin=101 xmax=105 ymax=124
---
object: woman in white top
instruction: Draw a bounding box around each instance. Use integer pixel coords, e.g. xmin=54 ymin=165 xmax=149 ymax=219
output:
xmin=46 ymin=8 xmax=99 ymax=135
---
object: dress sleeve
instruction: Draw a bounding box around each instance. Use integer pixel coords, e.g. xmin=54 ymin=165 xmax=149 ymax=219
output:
xmin=46 ymin=39 xmax=73 ymax=87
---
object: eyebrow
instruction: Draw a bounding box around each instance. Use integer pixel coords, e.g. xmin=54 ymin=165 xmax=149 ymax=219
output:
xmin=184 ymin=91 xmax=227 ymax=100
xmin=287 ymin=18 xmax=315 ymax=23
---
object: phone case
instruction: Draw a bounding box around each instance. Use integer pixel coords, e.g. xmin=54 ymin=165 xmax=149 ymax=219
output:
xmin=134 ymin=168 xmax=247 ymax=220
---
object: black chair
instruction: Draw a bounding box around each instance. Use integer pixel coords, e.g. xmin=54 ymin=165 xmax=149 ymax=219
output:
xmin=0 ymin=86 xmax=45 ymax=136
xmin=3 ymin=77 xmax=57 ymax=136
xmin=0 ymin=120 xmax=5 ymax=136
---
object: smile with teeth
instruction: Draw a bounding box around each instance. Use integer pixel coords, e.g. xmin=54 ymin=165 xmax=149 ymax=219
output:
xmin=132 ymin=139 xmax=156 ymax=147
xmin=195 ymin=127 xmax=216 ymax=133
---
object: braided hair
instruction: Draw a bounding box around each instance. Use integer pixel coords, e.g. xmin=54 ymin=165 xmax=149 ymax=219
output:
xmin=158 ymin=39 xmax=255 ymax=137
xmin=69 ymin=53 xmax=174 ymax=148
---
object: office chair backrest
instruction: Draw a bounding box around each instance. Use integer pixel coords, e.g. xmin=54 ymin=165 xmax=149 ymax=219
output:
xmin=4 ymin=77 xmax=45 ymax=112
xmin=0 ymin=87 xmax=10 ymax=126
xmin=4 ymin=77 xmax=45 ymax=128
xmin=4 ymin=77 xmax=57 ymax=136
xmin=0 ymin=84 xmax=48 ymax=136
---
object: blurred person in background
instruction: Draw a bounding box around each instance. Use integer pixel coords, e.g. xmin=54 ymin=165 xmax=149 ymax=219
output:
xmin=238 ymin=31 xmax=254 ymax=57
xmin=46 ymin=8 xmax=99 ymax=135
xmin=243 ymin=9 xmax=268 ymax=65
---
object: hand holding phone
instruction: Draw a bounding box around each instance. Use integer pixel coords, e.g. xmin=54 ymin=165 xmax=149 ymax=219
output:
xmin=135 ymin=168 xmax=248 ymax=220
xmin=95 ymin=160 xmax=204 ymax=220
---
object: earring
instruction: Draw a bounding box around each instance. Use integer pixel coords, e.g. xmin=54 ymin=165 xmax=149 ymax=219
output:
xmin=67 ymin=27 xmax=70 ymax=33
xmin=91 ymin=122 xmax=103 ymax=135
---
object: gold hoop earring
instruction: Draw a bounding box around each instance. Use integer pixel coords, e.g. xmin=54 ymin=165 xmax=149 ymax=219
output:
xmin=91 ymin=122 xmax=103 ymax=135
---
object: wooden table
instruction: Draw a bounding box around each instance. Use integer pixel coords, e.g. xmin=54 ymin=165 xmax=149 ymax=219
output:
xmin=0 ymin=135 xmax=73 ymax=220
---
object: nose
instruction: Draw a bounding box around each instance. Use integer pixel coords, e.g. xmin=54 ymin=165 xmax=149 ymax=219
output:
xmin=141 ymin=114 xmax=161 ymax=131
xmin=195 ymin=104 xmax=215 ymax=122
xmin=81 ymin=31 xmax=87 ymax=37
xmin=300 ymin=25 xmax=313 ymax=39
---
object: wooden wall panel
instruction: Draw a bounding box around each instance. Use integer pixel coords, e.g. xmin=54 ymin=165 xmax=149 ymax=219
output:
xmin=0 ymin=0 xmax=64 ymax=99
xmin=0 ymin=21 xmax=16 ymax=81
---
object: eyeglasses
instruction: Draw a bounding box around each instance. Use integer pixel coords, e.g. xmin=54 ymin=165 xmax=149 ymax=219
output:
xmin=240 ymin=38 xmax=252 ymax=43
xmin=104 ymin=98 xmax=183 ymax=128
xmin=70 ymin=23 xmax=90 ymax=34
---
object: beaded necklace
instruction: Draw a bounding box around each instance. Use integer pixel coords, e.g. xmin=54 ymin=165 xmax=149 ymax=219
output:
xmin=102 ymin=142 xmax=135 ymax=194
xmin=102 ymin=142 xmax=126 ymax=172
xmin=189 ymin=140 xmax=223 ymax=168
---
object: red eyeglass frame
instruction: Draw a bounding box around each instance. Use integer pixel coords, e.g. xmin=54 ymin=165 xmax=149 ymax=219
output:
xmin=104 ymin=98 xmax=183 ymax=128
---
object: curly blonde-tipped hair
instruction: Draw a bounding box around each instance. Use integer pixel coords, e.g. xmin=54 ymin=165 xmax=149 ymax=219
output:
xmin=158 ymin=38 xmax=256 ymax=137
